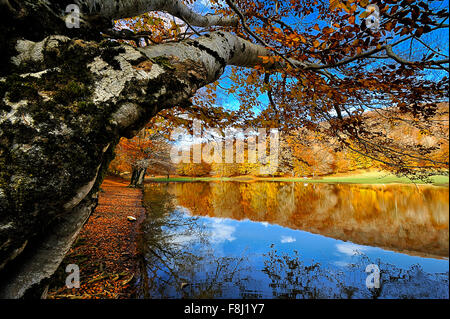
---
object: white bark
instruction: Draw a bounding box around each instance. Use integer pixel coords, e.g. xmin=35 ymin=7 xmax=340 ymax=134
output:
xmin=11 ymin=36 xmax=70 ymax=67
xmin=9 ymin=30 xmax=286 ymax=133
xmin=87 ymin=46 xmax=165 ymax=103
xmin=0 ymin=198 xmax=96 ymax=298
xmin=0 ymin=5 xmax=287 ymax=295
xmin=140 ymin=31 xmax=281 ymax=82
xmin=76 ymin=0 xmax=238 ymax=27
xmin=8 ymin=31 xmax=284 ymax=133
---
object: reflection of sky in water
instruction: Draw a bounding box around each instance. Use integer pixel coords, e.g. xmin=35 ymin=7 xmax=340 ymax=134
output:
xmin=147 ymin=206 xmax=449 ymax=299
xmin=140 ymin=183 xmax=449 ymax=299
xmin=187 ymin=208 xmax=449 ymax=274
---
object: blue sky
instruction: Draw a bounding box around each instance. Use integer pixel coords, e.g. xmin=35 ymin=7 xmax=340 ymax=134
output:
xmin=173 ymin=207 xmax=449 ymax=276
xmin=190 ymin=0 xmax=449 ymax=117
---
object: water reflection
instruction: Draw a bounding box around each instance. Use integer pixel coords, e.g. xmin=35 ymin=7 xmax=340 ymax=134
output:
xmin=170 ymin=182 xmax=449 ymax=258
xmin=138 ymin=182 xmax=449 ymax=299
xmin=263 ymin=247 xmax=449 ymax=299
xmin=137 ymin=184 xmax=252 ymax=298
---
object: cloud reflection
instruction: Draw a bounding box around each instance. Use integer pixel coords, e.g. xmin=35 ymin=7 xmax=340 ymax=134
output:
xmin=336 ymin=242 xmax=368 ymax=256
xmin=281 ymin=236 xmax=296 ymax=243
xmin=210 ymin=219 xmax=236 ymax=243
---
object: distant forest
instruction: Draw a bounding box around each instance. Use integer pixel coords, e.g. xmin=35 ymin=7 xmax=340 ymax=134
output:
xmin=109 ymin=103 xmax=449 ymax=178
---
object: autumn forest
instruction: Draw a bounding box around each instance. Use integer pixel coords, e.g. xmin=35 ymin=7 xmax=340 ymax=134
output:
xmin=0 ymin=0 xmax=448 ymax=305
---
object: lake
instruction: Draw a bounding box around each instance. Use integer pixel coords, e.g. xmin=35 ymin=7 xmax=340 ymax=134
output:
xmin=136 ymin=182 xmax=449 ymax=299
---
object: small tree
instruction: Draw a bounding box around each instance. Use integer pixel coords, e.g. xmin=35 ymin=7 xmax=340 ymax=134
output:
xmin=111 ymin=129 xmax=174 ymax=187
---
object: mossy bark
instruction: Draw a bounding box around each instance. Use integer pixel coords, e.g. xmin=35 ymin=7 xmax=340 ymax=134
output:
xmin=0 ymin=30 xmax=209 ymax=297
xmin=0 ymin=0 xmax=266 ymax=298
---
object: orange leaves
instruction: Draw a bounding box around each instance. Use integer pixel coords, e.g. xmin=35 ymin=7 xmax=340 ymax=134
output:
xmin=110 ymin=127 xmax=166 ymax=174
xmin=273 ymin=27 xmax=283 ymax=34
xmin=47 ymin=177 xmax=146 ymax=299
xmin=359 ymin=0 xmax=369 ymax=7
xmin=259 ymin=55 xmax=282 ymax=65
xmin=178 ymin=161 xmax=212 ymax=177
xmin=299 ymin=34 xmax=307 ymax=44
xmin=329 ymin=0 xmax=358 ymax=13
xmin=286 ymin=33 xmax=307 ymax=44
xmin=348 ymin=15 xmax=355 ymax=25
xmin=259 ymin=56 xmax=271 ymax=64
xmin=322 ymin=26 xmax=334 ymax=35
xmin=203 ymin=82 xmax=219 ymax=102
xmin=329 ymin=0 xmax=341 ymax=11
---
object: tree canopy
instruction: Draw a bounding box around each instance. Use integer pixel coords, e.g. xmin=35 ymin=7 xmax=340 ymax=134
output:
xmin=0 ymin=0 xmax=449 ymax=295
xmin=103 ymin=0 xmax=449 ymax=177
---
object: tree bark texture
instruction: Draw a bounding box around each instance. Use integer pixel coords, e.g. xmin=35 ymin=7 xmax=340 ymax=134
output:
xmin=0 ymin=0 xmax=277 ymax=297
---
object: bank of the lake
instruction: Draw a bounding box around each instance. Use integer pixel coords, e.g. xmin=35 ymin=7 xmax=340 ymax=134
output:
xmin=47 ymin=177 xmax=146 ymax=299
xmin=145 ymin=170 xmax=449 ymax=186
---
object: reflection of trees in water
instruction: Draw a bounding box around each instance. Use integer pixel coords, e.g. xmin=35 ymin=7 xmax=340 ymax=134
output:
xmin=262 ymin=246 xmax=449 ymax=299
xmin=139 ymin=183 xmax=251 ymax=299
xmin=173 ymin=182 xmax=448 ymax=258
xmin=140 ymin=183 xmax=449 ymax=299
xmin=210 ymin=183 xmax=244 ymax=219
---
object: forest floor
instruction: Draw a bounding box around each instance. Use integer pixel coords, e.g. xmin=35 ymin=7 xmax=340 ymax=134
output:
xmin=47 ymin=176 xmax=146 ymax=299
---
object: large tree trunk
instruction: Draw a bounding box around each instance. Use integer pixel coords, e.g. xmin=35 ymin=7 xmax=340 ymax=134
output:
xmin=0 ymin=0 xmax=280 ymax=298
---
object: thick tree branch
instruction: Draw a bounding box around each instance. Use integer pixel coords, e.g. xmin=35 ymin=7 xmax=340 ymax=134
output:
xmin=385 ymin=45 xmax=449 ymax=72
xmin=76 ymin=0 xmax=238 ymax=27
xmin=225 ymin=0 xmax=297 ymax=69
xmin=139 ymin=31 xmax=287 ymax=82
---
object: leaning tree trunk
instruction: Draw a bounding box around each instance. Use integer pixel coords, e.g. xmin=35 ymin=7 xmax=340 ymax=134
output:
xmin=129 ymin=167 xmax=139 ymax=187
xmin=0 ymin=0 xmax=283 ymax=298
xmin=129 ymin=167 xmax=146 ymax=188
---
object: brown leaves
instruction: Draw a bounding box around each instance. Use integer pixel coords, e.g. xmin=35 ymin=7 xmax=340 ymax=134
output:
xmin=47 ymin=177 xmax=146 ymax=299
xmin=115 ymin=0 xmax=446 ymax=176
xmin=133 ymin=60 xmax=153 ymax=71
xmin=348 ymin=15 xmax=355 ymax=25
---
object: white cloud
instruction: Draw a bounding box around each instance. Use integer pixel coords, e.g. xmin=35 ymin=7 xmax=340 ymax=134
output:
xmin=196 ymin=0 xmax=224 ymax=9
xmin=336 ymin=243 xmax=368 ymax=256
xmin=198 ymin=0 xmax=212 ymax=7
xmin=333 ymin=260 xmax=350 ymax=267
xmin=210 ymin=219 xmax=236 ymax=243
xmin=280 ymin=235 xmax=296 ymax=243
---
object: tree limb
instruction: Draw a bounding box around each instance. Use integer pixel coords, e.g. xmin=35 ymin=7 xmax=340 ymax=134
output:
xmin=76 ymin=0 xmax=238 ymax=27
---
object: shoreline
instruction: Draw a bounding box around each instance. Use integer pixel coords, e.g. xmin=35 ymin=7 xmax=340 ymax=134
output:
xmin=47 ymin=176 xmax=146 ymax=299
xmin=141 ymin=171 xmax=449 ymax=186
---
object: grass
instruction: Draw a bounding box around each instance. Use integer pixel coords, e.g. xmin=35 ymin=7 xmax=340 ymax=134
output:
xmin=145 ymin=171 xmax=449 ymax=185
xmin=270 ymin=171 xmax=449 ymax=185
xmin=145 ymin=176 xmax=237 ymax=182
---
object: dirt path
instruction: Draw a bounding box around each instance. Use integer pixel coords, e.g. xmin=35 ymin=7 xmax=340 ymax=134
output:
xmin=48 ymin=176 xmax=146 ymax=299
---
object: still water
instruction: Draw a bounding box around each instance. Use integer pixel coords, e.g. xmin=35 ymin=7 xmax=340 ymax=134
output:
xmin=137 ymin=182 xmax=449 ymax=299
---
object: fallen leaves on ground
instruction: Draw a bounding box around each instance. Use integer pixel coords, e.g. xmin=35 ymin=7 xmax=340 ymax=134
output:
xmin=47 ymin=177 xmax=146 ymax=299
